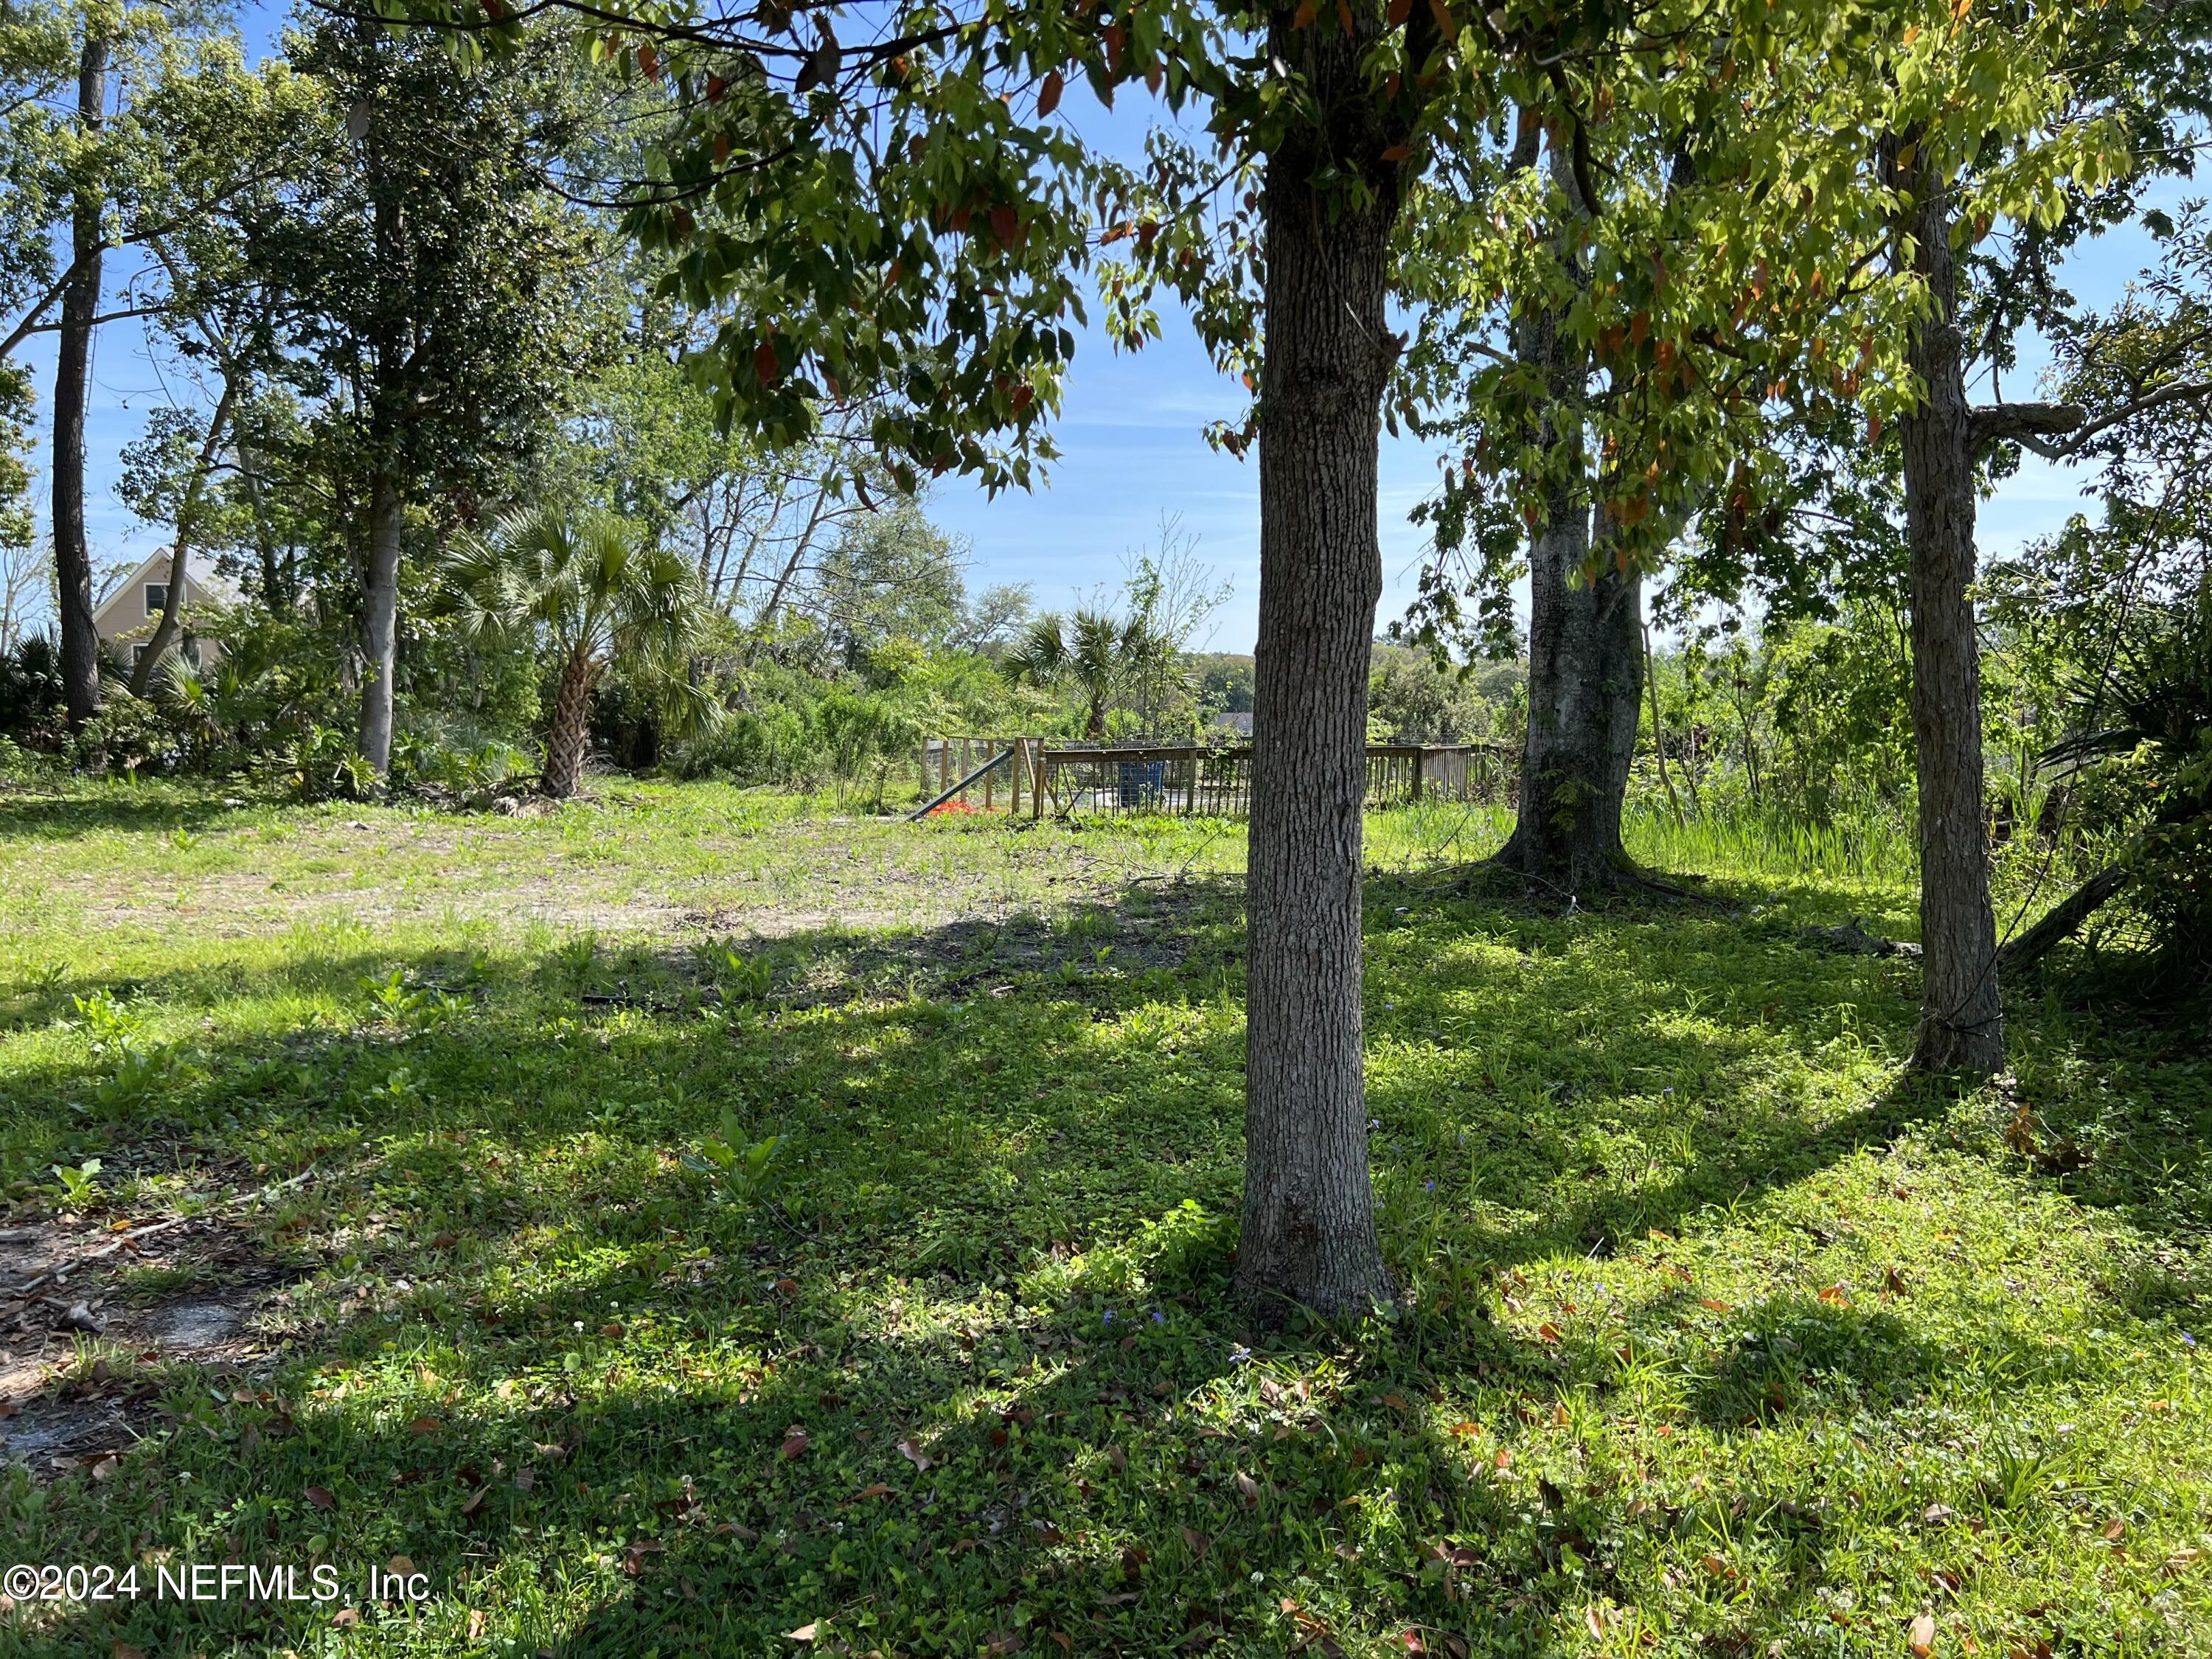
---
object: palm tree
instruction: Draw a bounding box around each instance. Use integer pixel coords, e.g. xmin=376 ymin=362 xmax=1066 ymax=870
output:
xmin=444 ymin=505 xmax=708 ymax=799
xmin=2003 ymin=589 xmax=2212 ymax=974
xmin=1001 ymin=608 xmax=1142 ymax=739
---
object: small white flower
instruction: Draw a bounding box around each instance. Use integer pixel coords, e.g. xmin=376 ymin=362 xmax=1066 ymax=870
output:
xmin=574 ymin=1320 xmax=585 ymax=1331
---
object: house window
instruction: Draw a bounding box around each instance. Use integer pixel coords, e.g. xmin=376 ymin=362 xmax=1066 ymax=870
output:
xmin=144 ymin=582 xmax=168 ymax=616
xmin=130 ymin=644 xmax=147 ymax=668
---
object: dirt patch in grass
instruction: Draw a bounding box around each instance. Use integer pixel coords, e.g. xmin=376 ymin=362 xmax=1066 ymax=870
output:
xmin=0 ymin=1213 xmax=308 ymax=1474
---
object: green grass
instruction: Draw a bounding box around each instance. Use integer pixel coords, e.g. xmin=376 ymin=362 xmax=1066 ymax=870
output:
xmin=0 ymin=777 xmax=2205 ymax=1656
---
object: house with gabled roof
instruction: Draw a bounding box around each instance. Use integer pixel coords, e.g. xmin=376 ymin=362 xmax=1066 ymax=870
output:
xmin=90 ymin=547 xmax=240 ymax=675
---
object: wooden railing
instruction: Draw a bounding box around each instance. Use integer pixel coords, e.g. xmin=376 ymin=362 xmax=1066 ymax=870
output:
xmin=916 ymin=737 xmax=1514 ymax=820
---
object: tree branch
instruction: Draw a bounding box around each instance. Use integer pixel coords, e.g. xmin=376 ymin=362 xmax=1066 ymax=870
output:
xmin=1973 ymin=378 xmax=2212 ymax=459
xmin=1995 ymin=861 xmax=2132 ymax=976
xmin=1967 ymin=400 xmax=2085 ymax=452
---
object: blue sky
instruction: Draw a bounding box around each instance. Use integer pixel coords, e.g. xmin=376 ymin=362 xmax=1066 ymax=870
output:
xmin=13 ymin=7 xmax=2169 ymax=653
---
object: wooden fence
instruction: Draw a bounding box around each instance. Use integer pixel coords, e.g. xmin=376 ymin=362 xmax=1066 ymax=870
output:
xmin=916 ymin=737 xmax=1514 ymax=820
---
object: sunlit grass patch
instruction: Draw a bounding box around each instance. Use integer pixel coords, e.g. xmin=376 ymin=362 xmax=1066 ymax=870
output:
xmin=0 ymin=780 xmax=2204 ymax=1657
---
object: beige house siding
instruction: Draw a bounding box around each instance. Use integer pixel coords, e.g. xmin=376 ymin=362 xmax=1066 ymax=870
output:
xmin=91 ymin=549 xmax=237 ymax=675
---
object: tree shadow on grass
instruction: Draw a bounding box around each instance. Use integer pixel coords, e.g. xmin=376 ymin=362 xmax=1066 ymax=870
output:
xmin=0 ymin=786 xmax=260 ymax=845
xmin=2 ymin=874 xmax=2188 ymax=1655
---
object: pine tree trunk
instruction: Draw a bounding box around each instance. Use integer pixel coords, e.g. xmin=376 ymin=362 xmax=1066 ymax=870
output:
xmin=542 ymin=651 xmax=593 ymax=799
xmin=1899 ymin=164 xmax=2004 ymax=1075
xmin=357 ymin=466 xmax=405 ymax=775
xmin=1235 ymin=24 xmax=1402 ymax=1323
xmin=1492 ymin=276 xmax=1644 ymax=893
xmin=52 ymin=29 xmax=108 ymax=730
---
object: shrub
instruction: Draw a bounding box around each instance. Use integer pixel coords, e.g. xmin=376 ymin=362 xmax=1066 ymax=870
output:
xmin=0 ymin=635 xmax=66 ymax=743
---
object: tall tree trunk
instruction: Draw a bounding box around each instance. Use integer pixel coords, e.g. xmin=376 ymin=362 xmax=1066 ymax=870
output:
xmin=1234 ymin=24 xmax=1402 ymax=1323
xmin=131 ymin=378 xmax=238 ymax=698
xmin=357 ymin=465 xmax=405 ymax=774
xmin=237 ymin=445 xmax=291 ymax=616
xmin=541 ymin=648 xmax=593 ymax=799
xmin=1489 ymin=166 xmax=1645 ymax=895
xmin=52 ymin=29 xmax=108 ymax=729
xmin=1487 ymin=315 xmax=1643 ymax=889
xmin=1500 ymin=493 xmax=1645 ymax=891
xmin=1898 ymin=163 xmax=2004 ymax=1075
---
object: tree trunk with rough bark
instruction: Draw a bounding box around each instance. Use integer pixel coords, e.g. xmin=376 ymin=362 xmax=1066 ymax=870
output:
xmin=52 ymin=29 xmax=108 ymax=730
xmin=542 ymin=650 xmax=594 ymax=799
xmin=1898 ymin=164 xmax=2005 ymax=1075
xmin=1492 ymin=282 xmax=1645 ymax=894
xmin=1234 ymin=22 xmax=1401 ymax=1324
xmin=357 ymin=467 xmax=405 ymax=775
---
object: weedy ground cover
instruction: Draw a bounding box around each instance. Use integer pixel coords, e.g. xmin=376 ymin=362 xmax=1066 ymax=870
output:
xmin=0 ymin=779 xmax=2204 ymax=1656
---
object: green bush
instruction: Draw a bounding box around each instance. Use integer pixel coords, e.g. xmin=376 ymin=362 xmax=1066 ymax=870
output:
xmin=0 ymin=634 xmax=66 ymax=743
xmin=669 ymin=700 xmax=824 ymax=785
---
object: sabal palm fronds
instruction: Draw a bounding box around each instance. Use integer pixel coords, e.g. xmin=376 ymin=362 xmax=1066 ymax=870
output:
xmin=444 ymin=505 xmax=709 ymax=799
xmin=1001 ymin=607 xmax=1143 ymax=738
xmin=2045 ymin=590 xmax=2212 ymax=818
